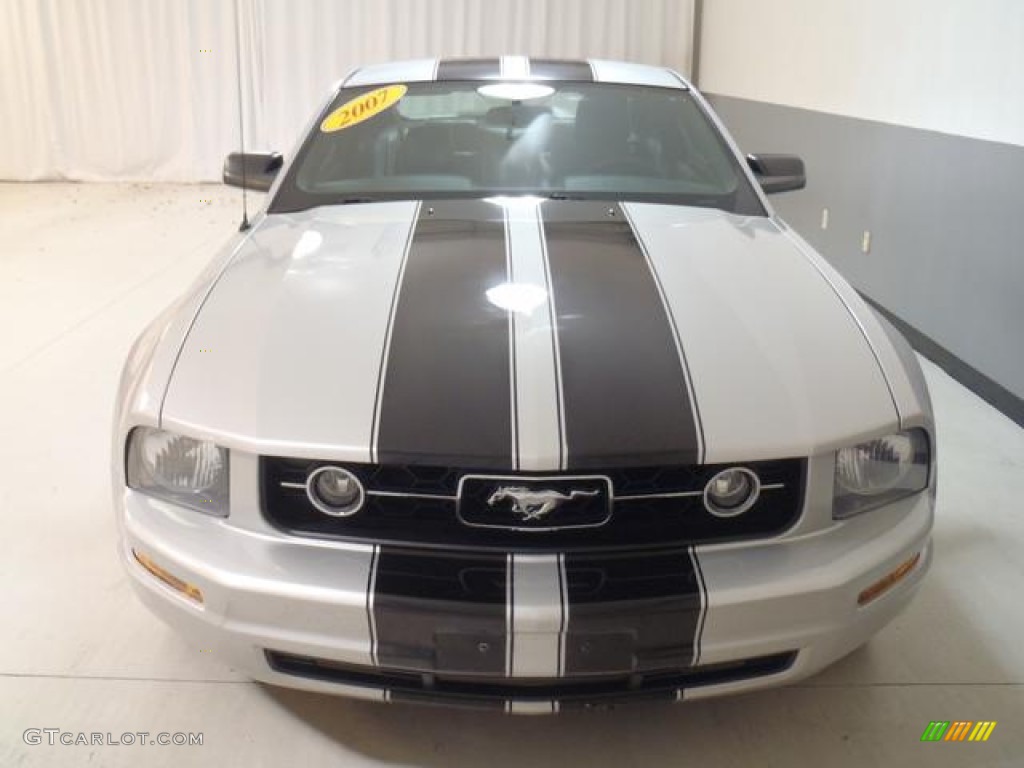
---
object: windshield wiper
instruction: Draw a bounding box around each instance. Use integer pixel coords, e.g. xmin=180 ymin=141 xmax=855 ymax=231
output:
xmin=335 ymin=196 xmax=379 ymax=205
xmin=545 ymin=192 xmax=594 ymax=201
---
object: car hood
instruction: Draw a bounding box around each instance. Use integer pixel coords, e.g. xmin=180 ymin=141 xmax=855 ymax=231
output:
xmin=160 ymin=200 xmax=898 ymax=466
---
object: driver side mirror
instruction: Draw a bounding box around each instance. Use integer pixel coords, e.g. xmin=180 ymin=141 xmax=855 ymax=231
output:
xmin=747 ymin=153 xmax=806 ymax=194
xmin=223 ymin=152 xmax=283 ymax=192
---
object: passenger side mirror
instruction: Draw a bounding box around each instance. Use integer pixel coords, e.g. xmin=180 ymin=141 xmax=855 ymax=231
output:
xmin=747 ymin=154 xmax=806 ymax=194
xmin=223 ymin=152 xmax=283 ymax=192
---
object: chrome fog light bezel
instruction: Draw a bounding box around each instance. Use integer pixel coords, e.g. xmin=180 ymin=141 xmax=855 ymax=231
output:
xmin=306 ymin=466 xmax=365 ymax=517
xmin=703 ymin=467 xmax=761 ymax=518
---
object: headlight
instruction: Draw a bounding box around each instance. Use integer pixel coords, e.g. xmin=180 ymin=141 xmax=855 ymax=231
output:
xmin=833 ymin=429 xmax=930 ymax=519
xmin=126 ymin=427 xmax=229 ymax=516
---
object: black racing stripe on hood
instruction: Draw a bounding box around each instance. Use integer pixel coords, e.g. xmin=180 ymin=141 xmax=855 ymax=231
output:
xmin=528 ymin=59 xmax=594 ymax=81
xmin=371 ymin=546 xmax=508 ymax=676
xmin=436 ymin=58 xmax=502 ymax=81
xmin=541 ymin=200 xmax=701 ymax=468
xmin=562 ymin=548 xmax=702 ymax=676
xmin=375 ymin=200 xmax=513 ymax=468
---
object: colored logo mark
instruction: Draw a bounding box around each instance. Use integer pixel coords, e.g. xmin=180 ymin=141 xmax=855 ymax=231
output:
xmin=921 ymin=721 xmax=997 ymax=742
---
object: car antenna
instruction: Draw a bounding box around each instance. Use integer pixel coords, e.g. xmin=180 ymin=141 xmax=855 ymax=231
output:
xmin=232 ymin=0 xmax=250 ymax=232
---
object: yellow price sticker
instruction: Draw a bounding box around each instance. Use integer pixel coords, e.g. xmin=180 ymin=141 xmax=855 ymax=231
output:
xmin=320 ymin=85 xmax=408 ymax=133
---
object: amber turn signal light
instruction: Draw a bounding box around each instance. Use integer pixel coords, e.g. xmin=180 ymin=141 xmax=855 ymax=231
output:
xmin=133 ymin=549 xmax=204 ymax=604
xmin=858 ymin=552 xmax=920 ymax=606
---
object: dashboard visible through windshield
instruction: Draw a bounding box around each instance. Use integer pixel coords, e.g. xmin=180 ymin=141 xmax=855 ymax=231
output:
xmin=270 ymin=80 xmax=765 ymax=216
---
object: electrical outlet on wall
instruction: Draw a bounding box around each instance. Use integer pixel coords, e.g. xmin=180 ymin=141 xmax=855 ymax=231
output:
xmin=861 ymin=231 xmax=872 ymax=254
xmin=821 ymin=208 xmax=829 ymax=230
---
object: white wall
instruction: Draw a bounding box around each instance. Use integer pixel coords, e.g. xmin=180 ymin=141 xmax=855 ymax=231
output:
xmin=0 ymin=0 xmax=694 ymax=181
xmin=700 ymin=0 xmax=1024 ymax=146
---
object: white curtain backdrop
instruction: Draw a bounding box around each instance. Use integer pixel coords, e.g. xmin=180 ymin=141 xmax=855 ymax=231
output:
xmin=0 ymin=0 xmax=694 ymax=181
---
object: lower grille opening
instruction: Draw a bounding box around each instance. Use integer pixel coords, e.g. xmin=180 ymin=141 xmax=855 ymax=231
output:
xmin=265 ymin=650 xmax=797 ymax=704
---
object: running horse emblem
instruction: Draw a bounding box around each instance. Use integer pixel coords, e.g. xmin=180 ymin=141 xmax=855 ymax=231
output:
xmin=486 ymin=486 xmax=600 ymax=521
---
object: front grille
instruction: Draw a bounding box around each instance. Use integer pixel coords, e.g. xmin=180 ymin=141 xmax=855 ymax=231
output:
xmin=260 ymin=457 xmax=805 ymax=551
xmin=265 ymin=649 xmax=797 ymax=708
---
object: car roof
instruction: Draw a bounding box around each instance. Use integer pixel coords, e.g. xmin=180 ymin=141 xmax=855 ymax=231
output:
xmin=341 ymin=56 xmax=690 ymax=90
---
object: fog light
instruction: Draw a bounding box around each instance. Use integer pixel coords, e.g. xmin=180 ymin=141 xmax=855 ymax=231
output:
xmin=307 ymin=466 xmax=364 ymax=517
xmin=133 ymin=549 xmax=203 ymax=603
xmin=857 ymin=552 xmax=920 ymax=606
xmin=704 ymin=467 xmax=760 ymax=517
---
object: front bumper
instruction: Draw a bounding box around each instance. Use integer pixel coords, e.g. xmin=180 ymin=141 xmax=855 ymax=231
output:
xmin=118 ymin=459 xmax=932 ymax=711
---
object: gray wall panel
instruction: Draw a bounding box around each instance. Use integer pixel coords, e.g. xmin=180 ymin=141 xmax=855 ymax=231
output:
xmin=708 ymin=94 xmax=1024 ymax=403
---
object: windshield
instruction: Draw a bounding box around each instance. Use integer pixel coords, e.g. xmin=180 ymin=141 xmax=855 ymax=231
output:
xmin=270 ymin=80 xmax=764 ymax=216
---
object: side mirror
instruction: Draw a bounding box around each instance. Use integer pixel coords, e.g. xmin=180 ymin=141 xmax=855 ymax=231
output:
xmin=223 ymin=152 xmax=283 ymax=192
xmin=747 ymin=153 xmax=806 ymax=194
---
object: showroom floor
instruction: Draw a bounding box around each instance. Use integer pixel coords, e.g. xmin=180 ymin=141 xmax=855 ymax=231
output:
xmin=1 ymin=183 xmax=1021 ymax=767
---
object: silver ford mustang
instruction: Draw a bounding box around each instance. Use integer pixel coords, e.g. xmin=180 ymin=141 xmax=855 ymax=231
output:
xmin=114 ymin=57 xmax=935 ymax=711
